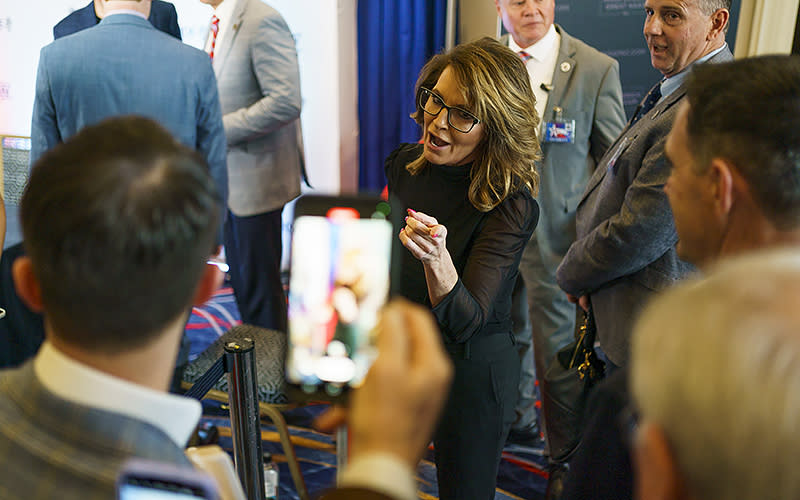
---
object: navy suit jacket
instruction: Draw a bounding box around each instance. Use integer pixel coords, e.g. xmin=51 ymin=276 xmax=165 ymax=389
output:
xmin=53 ymin=0 xmax=181 ymax=40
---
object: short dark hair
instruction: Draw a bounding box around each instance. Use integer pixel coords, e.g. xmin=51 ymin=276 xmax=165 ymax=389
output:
xmin=685 ymin=55 xmax=800 ymax=231
xmin=22 ymin=116 xmax=221 ymax=352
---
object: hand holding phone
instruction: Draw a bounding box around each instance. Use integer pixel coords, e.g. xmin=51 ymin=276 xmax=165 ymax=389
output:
xmin=286 ymin=194 xmax=395 ymax=401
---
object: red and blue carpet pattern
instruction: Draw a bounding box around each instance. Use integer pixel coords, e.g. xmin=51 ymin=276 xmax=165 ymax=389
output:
xmin=188 ymin=286 xmax=549 ymax=499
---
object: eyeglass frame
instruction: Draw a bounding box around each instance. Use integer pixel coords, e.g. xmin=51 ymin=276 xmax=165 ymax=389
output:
xmin=418 ymin=87 xmax=482 ymax=134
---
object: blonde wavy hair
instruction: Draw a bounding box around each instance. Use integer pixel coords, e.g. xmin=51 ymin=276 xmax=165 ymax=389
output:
xmin=407 ymin=37 xmax=541 ymax=212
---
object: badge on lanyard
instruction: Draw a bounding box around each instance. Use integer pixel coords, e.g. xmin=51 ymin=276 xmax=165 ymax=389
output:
xmin=543 ymin=106 xmax=575 ymax=144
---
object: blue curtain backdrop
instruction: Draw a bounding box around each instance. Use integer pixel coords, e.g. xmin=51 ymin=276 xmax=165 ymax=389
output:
xmin=357 ymin=0 xmax=448 ymax=192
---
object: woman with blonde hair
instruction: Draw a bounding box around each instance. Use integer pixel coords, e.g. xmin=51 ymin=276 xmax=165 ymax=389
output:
xmin=385 ymin=37 xmax=541 ymax=498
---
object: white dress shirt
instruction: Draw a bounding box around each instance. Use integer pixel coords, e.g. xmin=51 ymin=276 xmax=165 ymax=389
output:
xmin=508 ymin=23 xmax=561 ymax=124
xmin=204 ymin=0 xmax=239 ymax=57
xmin=34 ymin=341 xmax=202 ymax=447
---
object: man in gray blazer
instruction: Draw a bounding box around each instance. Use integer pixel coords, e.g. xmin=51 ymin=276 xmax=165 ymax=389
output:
xmin=200 ymin=0 xmax=304 ymax=332
xmin=556 ymin=0 xmax=732 ymax=369
xmin=496 ymin=0 xmax=626 ymax=446
xmin=0 ymin=116 xmax=223 ymax=499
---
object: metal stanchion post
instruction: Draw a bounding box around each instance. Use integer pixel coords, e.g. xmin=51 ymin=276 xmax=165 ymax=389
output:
xmin=225 ymin=338 xmax=266 ymax=500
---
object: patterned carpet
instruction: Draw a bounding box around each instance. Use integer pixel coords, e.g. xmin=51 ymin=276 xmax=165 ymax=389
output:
xmin=188 ymin=286 xmax=549 ymax=499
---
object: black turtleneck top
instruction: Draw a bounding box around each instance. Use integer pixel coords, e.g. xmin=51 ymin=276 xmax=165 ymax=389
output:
xmin=385 ymin=143 xmax=539 ymax=344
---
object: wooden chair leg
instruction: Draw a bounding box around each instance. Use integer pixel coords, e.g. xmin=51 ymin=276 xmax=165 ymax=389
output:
xmin=259 ymin=403 xmax=310 ymax=500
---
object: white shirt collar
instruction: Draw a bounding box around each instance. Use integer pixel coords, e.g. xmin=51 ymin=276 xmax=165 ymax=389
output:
xmin=33 ymin=341 xmax=202 ymax=447
xmin=508 ymin=23 xmax=558 ymax=62
xmin=103 ymin=9 xmax=148 ymax=20
xmin=213 ymin=0 xmax=239 ymax=24
xmin=661 ymin=43 xmax=728 ymax=99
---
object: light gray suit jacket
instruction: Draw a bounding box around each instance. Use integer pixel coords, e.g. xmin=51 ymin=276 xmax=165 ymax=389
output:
xmin=212 ymin=0 xmax=304 ymax=216
xmin=556 ymin=47 xmax=733 ymax=366
xmin=503 ymin=27 xmax=625 ymax=382
xmin=30 ymin=14 xmax=228 ymax=213
xmin=0 ymin=362 xmax=193 ymax=500
xmin=503 ymin=26 xmax=625 ymax=271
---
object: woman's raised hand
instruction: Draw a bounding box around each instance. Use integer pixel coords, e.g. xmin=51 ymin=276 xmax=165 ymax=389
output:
xmin=399 ymin=208 xmax=448 ymax=263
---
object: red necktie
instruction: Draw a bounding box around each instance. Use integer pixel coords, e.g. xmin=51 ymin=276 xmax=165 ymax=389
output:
xmin=518 ymin=50 xmax=532 ymax=63
xmin=209 ymin=15 xmax=220 ymax=60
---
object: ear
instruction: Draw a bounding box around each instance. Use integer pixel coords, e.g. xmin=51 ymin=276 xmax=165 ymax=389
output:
xmin=12 ymin=257 xmax=44 ymax=312
xmin=495 ymin=0 xmax=503 ymax=17
xmin=707 ymin=158 xmax=734 ymax=219
xmin=707 ymin=8 xmax=729 ymax=40
xmin=192 ymin=262 xmax=224 ymax=307
xmin=634 ymin=422 xmax=689 ymax=500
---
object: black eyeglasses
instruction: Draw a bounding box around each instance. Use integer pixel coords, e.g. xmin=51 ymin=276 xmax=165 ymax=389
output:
xmin=418 ymin=87 xmax=481 ymax=133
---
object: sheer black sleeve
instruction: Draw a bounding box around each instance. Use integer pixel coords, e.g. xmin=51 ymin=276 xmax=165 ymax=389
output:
xmin=431 ymin=190 xmax=539 ymax=343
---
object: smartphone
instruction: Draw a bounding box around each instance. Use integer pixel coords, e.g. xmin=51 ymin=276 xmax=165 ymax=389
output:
xmin=285 ymin=194 xmax=396 ymax=401
xmin=116 ymin=459 xmax=219 ymax=500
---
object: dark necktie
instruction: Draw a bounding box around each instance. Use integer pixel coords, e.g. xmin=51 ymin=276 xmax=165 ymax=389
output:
xmin=208 ymin=15 xmax=220 ymax=60
xmin=630 ymin=81 xmax=662 ymax=126
xmin=518 ymin=50 xmax=532 ymax=63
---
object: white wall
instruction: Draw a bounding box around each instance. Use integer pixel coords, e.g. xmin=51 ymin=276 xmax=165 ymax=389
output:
xmin=0 ymin=1 xmax=87 ymax=136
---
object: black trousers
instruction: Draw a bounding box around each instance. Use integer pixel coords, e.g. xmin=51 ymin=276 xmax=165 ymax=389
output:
xmin=434 ymin=332 xmax=520 ymax=499
xmin=224 ymin=208 xmax=287 ymax=332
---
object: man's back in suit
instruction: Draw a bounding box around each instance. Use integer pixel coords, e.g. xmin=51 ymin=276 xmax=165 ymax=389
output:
xmin=53 ymin=0 xmax=181 ymax=40
xmin=30 ymin=12 xmax=227 ymax=205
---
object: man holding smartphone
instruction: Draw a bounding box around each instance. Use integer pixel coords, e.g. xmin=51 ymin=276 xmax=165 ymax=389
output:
xmin=0 ymin=117 xmax=453 ymax=500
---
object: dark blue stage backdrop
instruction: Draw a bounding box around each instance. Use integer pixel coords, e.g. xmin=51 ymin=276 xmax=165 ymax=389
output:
xmin=357 ymin=0 xmax=448 ymax=192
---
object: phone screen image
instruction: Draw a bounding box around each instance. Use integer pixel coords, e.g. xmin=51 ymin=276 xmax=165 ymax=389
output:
xmin=286 ymin=210 xmax=392 ymax=398
xmin=118 ymin=480 xmax=212 ymax=500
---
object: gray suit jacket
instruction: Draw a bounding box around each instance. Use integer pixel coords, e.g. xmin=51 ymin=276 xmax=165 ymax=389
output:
xmin=0 ymin=362 xmax=193 ymax=500
xmin=556 ymin=47 xmax=733 ymax=366
xmin=212 ymin=0 xmax=304 ymax=216
xmin=503 ymin=26 xmax=625 ymax=271
xmin=30 ymin=14 xmax=228 ymax=220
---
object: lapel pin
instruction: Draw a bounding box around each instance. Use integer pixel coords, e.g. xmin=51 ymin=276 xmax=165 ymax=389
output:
xmin=560 ymin=61 xmax=571 ymax=72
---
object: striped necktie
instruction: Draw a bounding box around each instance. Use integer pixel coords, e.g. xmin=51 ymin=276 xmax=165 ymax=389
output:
xmin=518 ymin=50 xmax=533 ymax=63
xmin=208 ymin=15 xmax=220 ymax=60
